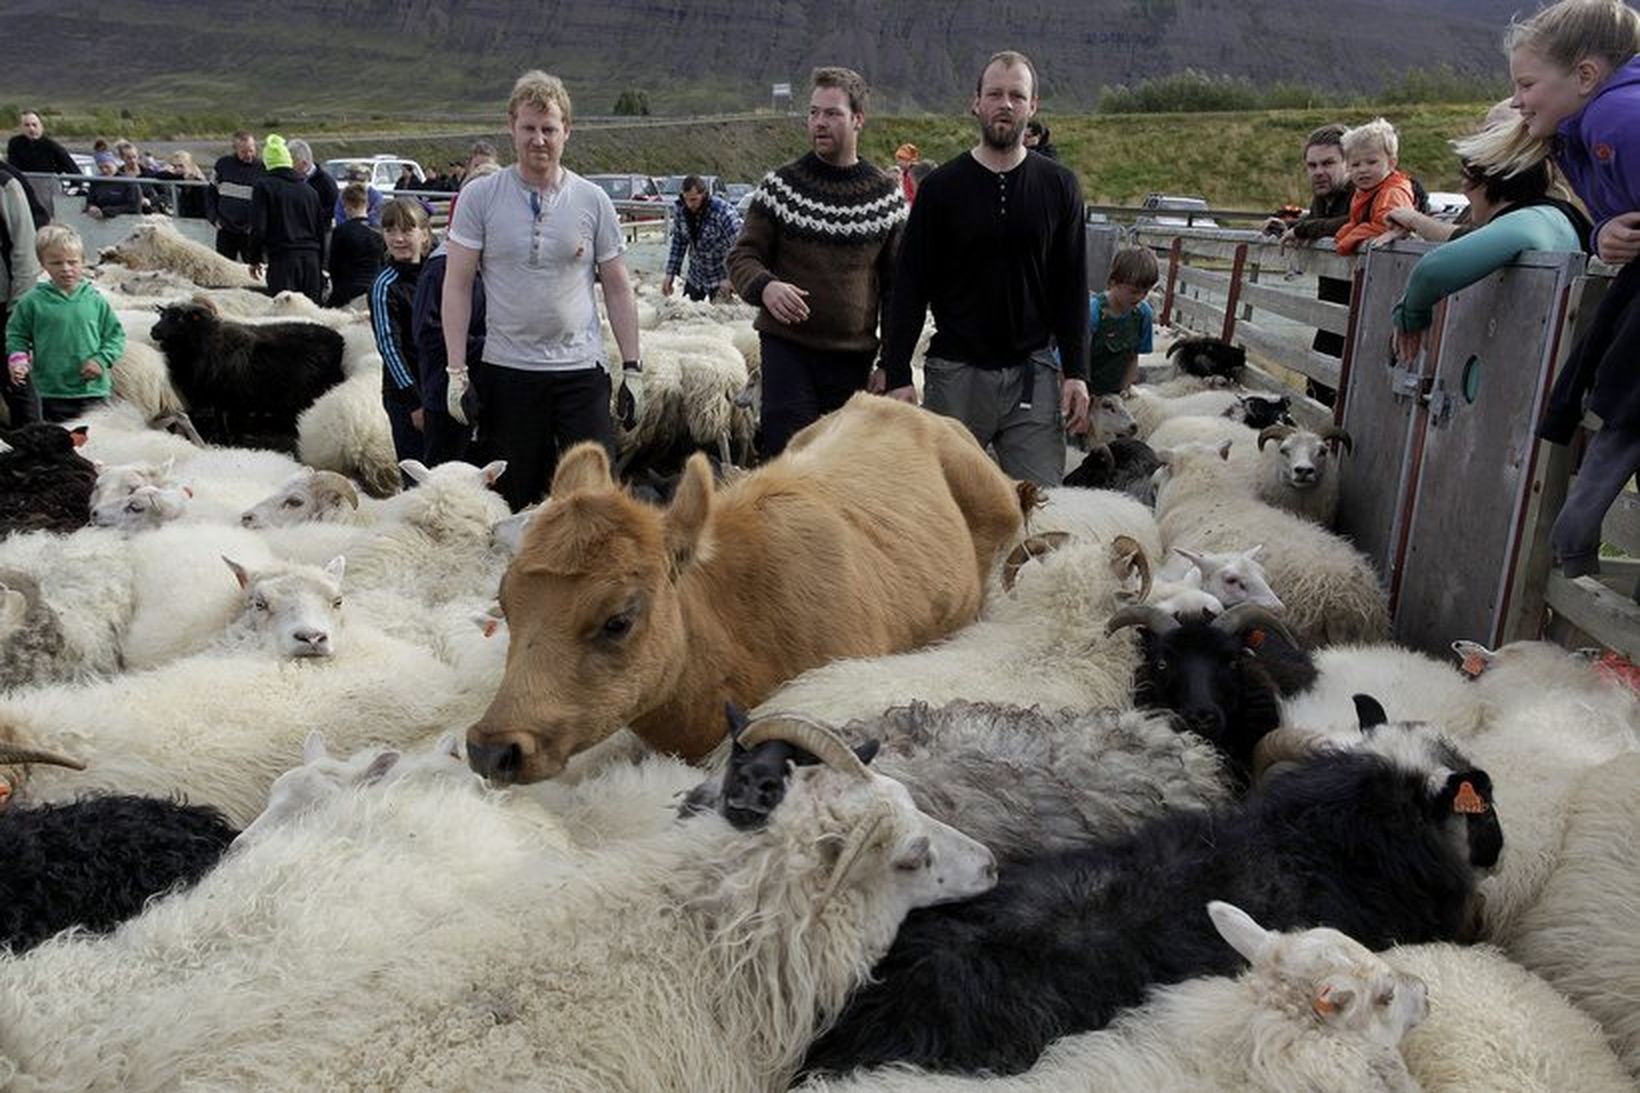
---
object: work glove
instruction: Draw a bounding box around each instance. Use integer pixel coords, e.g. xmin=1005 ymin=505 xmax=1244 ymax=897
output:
xmin=447 ymin=368 xmax=472 ymax=425
xmin=616 ymin=361 xmax=644 ymax=432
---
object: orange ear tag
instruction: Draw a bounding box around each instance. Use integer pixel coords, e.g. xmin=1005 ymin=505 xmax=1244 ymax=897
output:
xmin=1245 ymin=628 xmax=1266 ymax=648
xmin=1312 ymin=987 xmax=1338 ymax=1016
xmin=1460 ymin=654 xmax=1488 ymax=678
xmin=1452 ymin=781 xmax=1487 ymax=814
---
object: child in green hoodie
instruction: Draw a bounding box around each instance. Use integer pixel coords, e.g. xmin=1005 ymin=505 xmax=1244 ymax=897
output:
xmin=5 ymin=224 xmax=124 ymax=422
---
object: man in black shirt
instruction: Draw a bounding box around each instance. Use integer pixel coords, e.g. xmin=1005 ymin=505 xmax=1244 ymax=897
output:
xmin=207 ymin=131 xmax=264 ymax=262
xmin=289 ymin=139 xmax=339 ymax=268
xmin=6 ymin=111 xmax=79 ymax=219
xmin=247 ymin=135 xmax=325 ymax=302
xmin=878 ymin=50 xmax=1089 ymax=486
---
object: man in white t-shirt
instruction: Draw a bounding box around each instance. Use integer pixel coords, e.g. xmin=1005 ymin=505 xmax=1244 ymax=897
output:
xmin=442 ymin=69 xmax=643 ymax=511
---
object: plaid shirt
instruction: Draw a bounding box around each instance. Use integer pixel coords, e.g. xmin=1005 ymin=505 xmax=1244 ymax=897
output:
xmin=666 ymin=195 xmax=743 ymax=290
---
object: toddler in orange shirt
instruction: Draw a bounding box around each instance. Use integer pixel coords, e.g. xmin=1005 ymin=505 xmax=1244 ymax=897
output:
xmin=1334 ymin=117 xmax=1415 ymax=255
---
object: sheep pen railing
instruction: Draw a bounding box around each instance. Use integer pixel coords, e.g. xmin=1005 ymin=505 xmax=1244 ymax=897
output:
xmin=1127 ymin=224 xmax=1638 ymax=662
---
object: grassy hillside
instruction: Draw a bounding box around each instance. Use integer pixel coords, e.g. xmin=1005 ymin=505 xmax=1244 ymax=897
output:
xmin=306 ymin=101 xmax=1488 ymax=208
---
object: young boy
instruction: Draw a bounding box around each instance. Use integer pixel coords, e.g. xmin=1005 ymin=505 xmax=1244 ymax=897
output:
xmin=1334 ymin=118 xmax=1415 ymax=256
xmin=5 ymin=224 xmax=124 ymax=423
xmin=1087 ymin=246 xmax=1158 ymax=396
xmin=328 ymin=182 xmax=385 ymax=309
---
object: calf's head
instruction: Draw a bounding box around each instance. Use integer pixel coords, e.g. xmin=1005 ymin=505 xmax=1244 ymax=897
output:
xmin=467 ymin=444 xmax=714 ymax=783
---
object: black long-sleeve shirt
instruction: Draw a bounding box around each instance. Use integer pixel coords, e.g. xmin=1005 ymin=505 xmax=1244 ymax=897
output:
xmin=881 ymin=151 xmax=1088 ymax=387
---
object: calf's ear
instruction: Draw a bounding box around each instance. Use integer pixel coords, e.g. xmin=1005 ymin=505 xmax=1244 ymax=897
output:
xmin=551 ymin=443 xmax=612 ymax=496
xmin=664 ymin=453 xmax=715 ymax=577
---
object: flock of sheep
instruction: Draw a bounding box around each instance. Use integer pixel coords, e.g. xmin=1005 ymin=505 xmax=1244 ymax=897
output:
xmin=0 ymin=216 xmax=1636 ymax=1091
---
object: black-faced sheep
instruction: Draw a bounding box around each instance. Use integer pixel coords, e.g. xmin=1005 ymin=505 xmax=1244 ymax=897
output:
xmin=0 ymin=424 xmax=97 ymax=535
xmin=1062 ymin=437 xmax=1161 ymax=500
xmin=0 ymin=794 xmax=237 ymax=953
xmin=1167 ymin=336 xmax=1246 ymax=382
xmin=149 ymin=300 xmax=346 ymax=450
xmin=1110 ymin=602 xmax=1314 ymax=780
xmin=800 ymin=708 xmax=1502 ymax=1078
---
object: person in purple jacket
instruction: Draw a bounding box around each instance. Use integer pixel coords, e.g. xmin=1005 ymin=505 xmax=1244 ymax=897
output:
xmin=1469 ymin=0 xmax=1640 ymax=582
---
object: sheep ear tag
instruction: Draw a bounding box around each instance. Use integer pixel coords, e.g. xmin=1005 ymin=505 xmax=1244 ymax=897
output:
xmin=1451 ymin=640 xmax=1493 ymax=679
xmin=1452 ymin=780 xmax=1488 ymax=815
xmin=1244 ymin=628 xmax=1266 ymax=649
xmin=69 ymin=427 xmax=89 ymax=447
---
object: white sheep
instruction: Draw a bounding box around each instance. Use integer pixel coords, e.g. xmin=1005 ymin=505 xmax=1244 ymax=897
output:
xmin=0 ymin=528 xmax=137 ymax=682
xmin=89 ymin=482 xmax=192 ymax=531
xmin=800 ymin=901 xmax=1429 ymax=1093
xmin=1509 ymin=750 xmax=1640 ymax=1079
xmin=106 ymin=339 xmax=189 ymax=422
xmin=1154 ymin=441 xmax=1390 ymax=646
xmin=0 ymin=614 xmax=480 ymax=828
xmin=1250 ymin=423 xmax=1353 ymax=526
xmin=1281 ymin=643 xmax=1485 ymax=738
xmin=1455 ymin=642 xmax=1640 ymax=944
xmin=1390 ymin=941 xmax=1636 ymax=1092
xmin=294 ymin=372 xmax=402 ymax=499
xmin=1154 ymin=545 xmax=1284 ymax=612
xmin=97 ymin=218 xmax=263 ymax=289
xmin=1026 ymin=487 xmax=1163 ymax=564
xmin=761 ymin=536 xmax=1149 ymax=725
xmin=0 ymin=720 xmax=995 ymax=1092
xmin=1125 ymin=385 xmax=1245 ymax=439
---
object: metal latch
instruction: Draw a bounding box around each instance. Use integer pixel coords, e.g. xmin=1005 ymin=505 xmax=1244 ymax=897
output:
xmin=1390 ymin=363 xmax=1428 ymax=401
xmin=1426 ymin=378 xmax=1457 ymax=429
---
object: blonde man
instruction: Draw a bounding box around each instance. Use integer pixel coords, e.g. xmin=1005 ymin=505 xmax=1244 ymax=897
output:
xmin=441 ymin=70 xmax=642 ymax=511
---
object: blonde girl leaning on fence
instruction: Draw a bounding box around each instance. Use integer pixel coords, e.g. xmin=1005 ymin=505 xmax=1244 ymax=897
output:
xmin=1459 ymin=0 xmax=1640 ymax=581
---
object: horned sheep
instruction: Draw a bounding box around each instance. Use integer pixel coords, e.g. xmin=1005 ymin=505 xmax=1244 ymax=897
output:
xmin=0 ymin=718 xmax=995 ymax=1092
xmin=689 ymin=701 xmax=1233 ymax=863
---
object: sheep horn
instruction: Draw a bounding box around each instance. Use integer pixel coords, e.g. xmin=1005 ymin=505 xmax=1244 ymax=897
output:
xmin=739 ymin=713 xmax=871 ymax=782
xmin=1109 ymin=534 xmax=1152 ymax=604
xmin=1212 ymin=603 xmax=1300 ymax=649
xmin=317 ymin=471 xmax=361 ymax=510
xmin=1318 ymin=425 xmax=1354 ymax=454
xmin=811 ymin=801 xmax=894 ymax=921
xmin=1257 ymin=425 xmax=1295 ymax=451
xmin=1105 ymin=604 xmax=1179 ymax=636
xmin=0 ymin=740 xmax=86 ymax=770
xmin=1002 ymin=531 xmax=1073 ymax=592
xmin=1251 ymin=728 xmax=1330 ymax=783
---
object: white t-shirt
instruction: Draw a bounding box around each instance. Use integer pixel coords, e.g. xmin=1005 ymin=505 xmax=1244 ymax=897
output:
xmin=447 ymin=165 xmax=626 ymax=371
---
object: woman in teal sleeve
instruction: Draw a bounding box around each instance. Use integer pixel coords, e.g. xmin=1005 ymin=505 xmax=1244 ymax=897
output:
xmin=1391 ymin=156 xmax=1590 ymax=363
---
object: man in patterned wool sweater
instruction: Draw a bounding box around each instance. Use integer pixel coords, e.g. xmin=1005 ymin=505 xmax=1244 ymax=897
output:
xmin=728 ymin=65 xmax=907 ymax=458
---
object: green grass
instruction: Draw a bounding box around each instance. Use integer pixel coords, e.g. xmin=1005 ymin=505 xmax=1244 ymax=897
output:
xmin=6 ymin=101 xmax=1494 ymax=208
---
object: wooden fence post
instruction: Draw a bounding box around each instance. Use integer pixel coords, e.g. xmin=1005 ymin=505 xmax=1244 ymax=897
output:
xmin=1220 ymin=243 xmax=1248 ymax=343
xmin=1159 ymin=237 xmax=1183 ymax=327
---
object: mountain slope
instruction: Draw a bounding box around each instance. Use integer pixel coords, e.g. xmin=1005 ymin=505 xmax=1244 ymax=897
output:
xmin=6 ymin=0 xmax=1521 ymax=115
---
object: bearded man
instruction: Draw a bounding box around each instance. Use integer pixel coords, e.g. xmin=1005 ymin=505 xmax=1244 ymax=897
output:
xmin=876 ymin=50 xmax=1090 ymax=485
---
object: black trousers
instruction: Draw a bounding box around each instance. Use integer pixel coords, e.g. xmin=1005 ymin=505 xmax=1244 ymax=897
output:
xmin=40 ymin=396 xmax=108 ymax=423
xmin=267 ymin=249 xmax=323 ymax=304
xmin=421 ymin=407 xmax=472 ymax=467
xmin=215 ymin=227 xmax=251 ymax=261
xmin=472 ymin=363 xmax=614 ymax=512
xmin=758 ymin=333 xmax=875 ymax=459
xmin=383 ymin=393 xmax=423 ymax=474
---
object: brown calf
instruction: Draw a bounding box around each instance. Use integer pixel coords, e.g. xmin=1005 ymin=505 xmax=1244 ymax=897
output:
xmin=467 ymin=394 xmax=1029 ymax=782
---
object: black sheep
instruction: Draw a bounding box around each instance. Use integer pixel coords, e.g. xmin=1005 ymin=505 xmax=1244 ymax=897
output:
xmin=1063 ymin=437 xmax=1161 ymax=503
xmin=0 ymin=794 xmax=237 ymax=953
xmin=1167 ymin=335 xmax=1246 ymax=381
xmin=0 ymin=423 xmax=97 ymax=535
xmin=149 ymin=300 xmax=345 ymax=450
xmin=800 ymin=706 xmax=1501 ymax=1078
xmin=1109 ymin=602 xmax=1315 ymax=781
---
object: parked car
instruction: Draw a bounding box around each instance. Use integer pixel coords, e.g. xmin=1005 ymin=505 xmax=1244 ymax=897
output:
xmin=322 ymin=155 xmax=426 ymax=193
xmin=1425 ymin=191 xmax=1470 ymax=221
xmin=1135 ymin=193 xmax=1218 ymax=228
xmin=62 ymin=153 xmax=96 ymax=196
xmin=724 ymin=182 xmax=754 ymax=203
xmin=657 ymin=174 xmax=726 ymax=198
xmin=588 ymin=173 xmax=662 ymax=202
